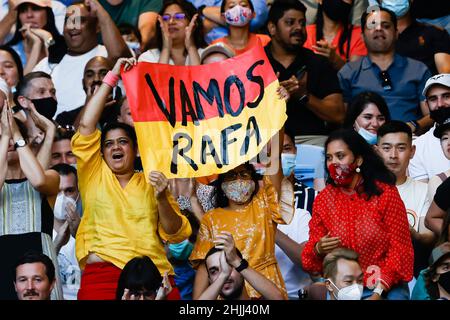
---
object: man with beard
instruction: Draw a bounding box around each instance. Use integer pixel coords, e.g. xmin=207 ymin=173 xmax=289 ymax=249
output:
xmin=33 ymin=0 xmax=130 ymax=116
xmin=338 ymin=7 xmax=432 ymax=136
xmin=14 ymin=251 xmax=56 ymax=300
xmin=198 ymin=232 xmax=284 ymax=300
xmin=264 ymin=0 xmax=345 ymax=147
xmin=409 ymin=74 xmax=450 ymax=182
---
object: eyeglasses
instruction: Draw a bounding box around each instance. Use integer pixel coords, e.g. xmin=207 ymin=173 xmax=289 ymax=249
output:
xmin=379 ymin=71 xmax=392 ymax=91
xmin=162 ymin=13 xmax=186 ymax=22
xmin=223 ymin=170 xmax=252 ymax=181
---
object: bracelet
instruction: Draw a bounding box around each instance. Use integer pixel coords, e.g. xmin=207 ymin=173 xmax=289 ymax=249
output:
xmin=235 ymin=259 xmax=249 ymax=273
xmin=45 ymin=37 xmax=55 ymax=48
xmin=102 ymin=71 xmax=120 ymax=88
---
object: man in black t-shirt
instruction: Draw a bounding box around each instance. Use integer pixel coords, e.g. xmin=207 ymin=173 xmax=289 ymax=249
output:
xmin=264 ymin=0 xmax=344 ymax=146
xmin=379 ymin=0 xmax=450 ymax=75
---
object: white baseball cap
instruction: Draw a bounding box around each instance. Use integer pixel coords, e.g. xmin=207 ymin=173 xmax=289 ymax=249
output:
xmin=422 ymin=73 xmax=450 ymax=97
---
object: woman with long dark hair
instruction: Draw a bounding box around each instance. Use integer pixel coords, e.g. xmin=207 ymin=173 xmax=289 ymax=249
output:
xmin=0 ymin=45 xmax=24 ymax=103
xmin=302 ymin=129 xmax=414 ymax=300
xmin=343 ymin=91 xmax=391 ymax=145
xmin=5 ymin=0 xmax=66 ymax=74
xmin=303 ymin=0 xmax=367 ymax=70
xmin=139 ymin=0 xmax=206 ymax=65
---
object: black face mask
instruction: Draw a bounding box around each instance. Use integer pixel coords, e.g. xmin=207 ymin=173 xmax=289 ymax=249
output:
xmin=430 ymin=107 xmax=450 ymax=124
xmin=30 ymin=97 xmax=57 ymax=120
xmin=438 ymin=271 xmax=450 ymax=294
xmin=321 ymin=0 xmax=352 ymax=23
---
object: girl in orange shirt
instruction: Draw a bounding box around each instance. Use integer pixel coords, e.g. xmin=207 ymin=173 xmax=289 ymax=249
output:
xmin=212 ymin=0 xmax=270 ymax=55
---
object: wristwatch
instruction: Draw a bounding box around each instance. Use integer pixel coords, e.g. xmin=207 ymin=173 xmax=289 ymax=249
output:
xmin=373 ymin=287 xmax=384 ymax=297
xmin=14 ymin=139 xmax=27 ymax=150
xmin=299 ymin=94 xmax=309 ymax=105
xmin=45 ymin=37 xmax=55 ymax=48
xmin=235 ymin=259 xmax=249 ymax=273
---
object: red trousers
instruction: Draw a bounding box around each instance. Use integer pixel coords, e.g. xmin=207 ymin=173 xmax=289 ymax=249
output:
xmin=77 ymin=262 xmax=180 ymax=300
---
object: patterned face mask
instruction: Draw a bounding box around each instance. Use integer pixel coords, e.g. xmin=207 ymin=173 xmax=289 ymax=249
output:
xmin=328 ymin=163 xmax=358 ymax=187
xmin=224 ymin=5 xmax=253 ymax=27
xmin=221 ymin=179 xmax=255 ymax=203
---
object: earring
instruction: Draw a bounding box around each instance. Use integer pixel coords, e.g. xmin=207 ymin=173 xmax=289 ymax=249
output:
xmin=356 ymin=167 xmax=361 ymax=173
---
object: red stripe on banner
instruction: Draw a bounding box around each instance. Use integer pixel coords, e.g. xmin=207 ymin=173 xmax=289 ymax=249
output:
xmin=122 ymin=44 xmax=277 ymax=125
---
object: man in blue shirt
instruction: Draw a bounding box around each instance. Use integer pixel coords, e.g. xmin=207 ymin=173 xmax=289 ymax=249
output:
xmin=338 ymin=6 xmax=432 ymax=135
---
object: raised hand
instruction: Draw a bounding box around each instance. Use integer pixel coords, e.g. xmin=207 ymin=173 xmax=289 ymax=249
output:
xmin=111 ymin=57 xmax=137 ymax=77
xmin=214 ymin=231 xmax=241 ymax=268
xmin=121 ymin=288 xmax=141 ymax=300
xmin=0 ymin=101 xmax=11 ymax=139
xmin=20 ymin=23 xmax=41 ymax=44
xmin=149 ymin=171 xmax=169 ymax=199
xmin=29 ymin=28 xmax=53 ymax=44
xmin=158 ymin=15 xmax=172 ymax=50
xmin=155 ymin=271 xmax=173 ymax=300
xmin=84 ymin=0 xmax=105 ymax=18
xmin=315 ymin=232 xmax=341 ymax=256
xmin=27 ymin=100 xmax=55 ymax=134
xmin=279 ymin=72 xmax=308 ymax=100
xmin=312 ymin=39 xmax=345 ymax=69
xmin=54 ymin=220 xmax=70 ymax=253
xmin=276 ymin=85 xmax=290 ymax=101
xmin=65 ymin=200 xmax=80 ymax=238
xmin=184 ymin=14 xmax=198 ymax=50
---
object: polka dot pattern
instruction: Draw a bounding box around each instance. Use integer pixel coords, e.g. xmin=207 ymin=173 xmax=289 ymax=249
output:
xmin=301 ymin=182 xmax=414 ymax=288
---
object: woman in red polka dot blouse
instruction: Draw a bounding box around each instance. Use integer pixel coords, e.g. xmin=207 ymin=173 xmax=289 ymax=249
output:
xmin=302 ymin=129 xmax=414 ymax=300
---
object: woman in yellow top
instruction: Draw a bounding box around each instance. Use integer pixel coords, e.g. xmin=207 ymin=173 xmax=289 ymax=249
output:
xmin=190 ymin=128 xmax=294 ymax=299
xmin=72 ymin=57 xmax=191 ymax=300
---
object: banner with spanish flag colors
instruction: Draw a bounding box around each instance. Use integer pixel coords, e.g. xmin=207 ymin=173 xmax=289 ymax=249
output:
xmin=121 ymin=44 xmax=287 ymax=179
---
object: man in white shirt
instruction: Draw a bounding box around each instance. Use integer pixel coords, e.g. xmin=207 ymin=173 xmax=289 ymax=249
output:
xmin=376 ymin=120 xmax=434 ymax=288
xmin=408 ymin=74 xmax=450 ymax=182
xmin=33 ymin=0 xmax=130 ymax=116
xmin=51 ymin=163 xmax=82 ymax=300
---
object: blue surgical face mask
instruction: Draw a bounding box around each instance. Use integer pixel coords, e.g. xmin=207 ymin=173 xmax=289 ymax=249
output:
xmin=358 ymin=127 xmax=378 ymax=145
xmin=168 ymin=239 xmax=194 ymax=261
xmin=281 ymin=153 xmax=297 ymax=177
xmin=382 ymin=0 xmax=410 ymax=18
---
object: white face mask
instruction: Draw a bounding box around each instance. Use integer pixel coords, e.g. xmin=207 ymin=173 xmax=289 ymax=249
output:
xmin=54 ymin=192 xmax=78 ymax=220
xmin=328 ymin=279 xmax=363 ymax=300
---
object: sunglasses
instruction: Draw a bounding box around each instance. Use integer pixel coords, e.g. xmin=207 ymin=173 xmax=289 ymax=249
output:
xmin=379 ymin=71 xmax=392 ymax=91
xmin=162 ymin=13 xmax=186 ymax=22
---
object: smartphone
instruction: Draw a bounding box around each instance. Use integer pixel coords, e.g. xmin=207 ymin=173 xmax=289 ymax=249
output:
xmin=295 ymin=65 xmax=307 ymax=80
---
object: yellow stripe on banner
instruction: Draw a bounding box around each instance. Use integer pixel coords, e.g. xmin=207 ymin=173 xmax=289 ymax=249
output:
xmin=134 ymin=80 xmax=287 ymax=179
